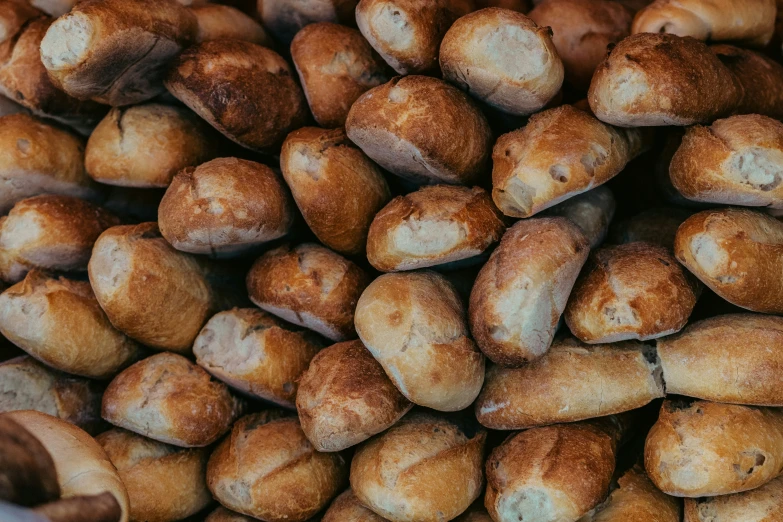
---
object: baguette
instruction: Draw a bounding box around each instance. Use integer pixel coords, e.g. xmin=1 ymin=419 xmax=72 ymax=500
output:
xmin=683 ymin=474 xmax=783 ymax=522
xmin=192 ymin=4 xmax=271 ymax=45
xmin=543 ymin=186 xmax=616 ymax=249
xmin=711 ymin=44 xmax=783 ymax=120
xmin=257 ymin=0 xmax=359 ymax=44
xmin=323 ymin=489 xmax=387 ymax=522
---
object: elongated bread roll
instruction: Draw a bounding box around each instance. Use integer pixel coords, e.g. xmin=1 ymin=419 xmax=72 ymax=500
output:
xmin=258 ymin=0 xmax=359 ymax=44
xmin=323 ymin=489 xmax=387 ymax=522
xmin=711 ymin=45 xmax=783 ymax=120
xmin=543 ymin=186 xmax=616 ymax=249
xmin=192 ymin=4 xmax=271 ymax=44
xmin=492 ymin=105 xmax=649 ymax=218
xmin=683 ymin=474 xmax=783 ymax=522
xmin=0 ymin=413 xmax=60 ymax=506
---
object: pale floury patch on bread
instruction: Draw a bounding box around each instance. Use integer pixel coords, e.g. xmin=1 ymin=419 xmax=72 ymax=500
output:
xmin=684 ymin=474 xmax=783 ymax=522
xmin=543 ymin=186 xmax=616 ymax=248
xmin=192 ymin=4 xmax=271 ymax=45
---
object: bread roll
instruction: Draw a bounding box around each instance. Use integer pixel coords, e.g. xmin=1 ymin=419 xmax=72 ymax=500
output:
xmin=158 ymin=158 xmax=294 ymax=257
xmin=440 ymin=8 xmax=562 ymax=115
xmin=543 ymin=186 xmax=616 ymax=249
xmin=469 ymin=217 xmax=589 ymax=366
xmin=207 ymin=413 xmax=347 ymax=522
xmin=0 ymin=356 xmax=103 ymax=434
xmin=485 ymin=420 xmax=618 ymax=522
xmin=192 ymin=4 xmax=271 ymax=44
xmin=28 ymin=0 xmax=75 ymax=17
xmin=674 ymin=208 xmax=783 ymax=314
xmin=246 ymin=243 xmax=370 ymax=341
xmin=711 ymin=45 xmax=783 ymax=120
xmin=0 ymin=113 xmax=101 ymax=214
xmin=0 ymin=413 xmax=60 ymax=506
xmin=632 ymin=0 xmax=775 ymax=47
xmin=454 ymin=504 xmax=493 ymax=522
xmin=39 ymin=0 xmax=197 ymax=106
xmin=565 ymin=242 xmax=699 ymax=343
xmin=96 ymin=428 xmax=212 ymax=522
xmin=645 ymin=400 xmax=783 ymax=496
xmin=280 ymin=128 xmax=391 ymax=255
xmin=165 ymin=40 xmax=308 ymax=151
xmin=257 ymin=0 xmax=359 ymax=44
xmin=323 ymin=489 xmax=387 ymax=522
xmin=102 ymin=352 xmax=242 ymax=447
xmin=354 ymin=271 xmax=485 ymax=411
xmin=683 ymin=474 xmax=783 ymax=522
xmin=351 ymin=411 xmax=486 ymax=522
xmin=367 ymin=185 xmax=505 ymax=272
xmin=609 ymin=207 xmax=691 ymax=249
xmin=491 ymin=105 xmax=649 ymax=218
xmin=346 ymin=76 xmax=492 ymax=185
xmin=297 ymin=340 xmax=412 ymax=452
xmin=476 ymin=337 xmax=663 ymax=429
xmin=588 ymin=33 xmax=741 ymax=126
xmin=291 ymin=23 xmax=391 ymax=128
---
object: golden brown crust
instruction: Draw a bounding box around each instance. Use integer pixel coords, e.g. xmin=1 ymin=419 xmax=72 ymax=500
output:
xmin=683 ymin=474 xmax=783 ymax=522
xmin=711 ymin=45 xmax=783 ymax=120
xmin=257 ymin=0 xmax=359 ymax=44
xmin=280 ymin=127 xmax=391 ymax=256
xmin=323 ymin=489 xmax=387 ymax=522
xmin=585 ymin=465 xmax=682 ymax=522
xmin=192 ymin=4 xmax=271 ymax=45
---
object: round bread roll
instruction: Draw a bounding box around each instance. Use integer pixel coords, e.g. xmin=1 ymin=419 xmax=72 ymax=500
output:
xmin=674 ymin=208 xmax=783 ymax=314
xmin=0 ymin=271 xmax=142 ymax=379
xmin=669 ymin=115 xmax=783 ymax=208
xmin=207 ymin=412 xmax=348 ymax=522
xmin=609 ymin=207 xmax=692 ymax=250
xmin=0 ymin=356 xmax=103 ymax=434
xmin=165 ymin=40 xmax=308 ymax=151
xmin=565 ymin=242 xmax=699 ymax=344
xmin=257 ymin=0 xmax=358 ymax=44
xmin=0 ymin=113 xmax=101 ymax=214
xmin=159 ymin=158 xmax=294 ymax=257
xmin=354 ymin=271 xmax=485 ymax=411
xmin=345 ymin=75 xmax=492 ymax=185
xmin=351 ymin=411 xmax=486 ymax=522
xmin=588 ymin=33 xmax=741 ymax=126
xmin=193 ymin=308 xmax=322 ymax=408
xmin=528 ymin=0 xmax=631 ymax=90
xmin=96 ymin=428 xmax=212 ymax=522
xmin=291 ymin=23 xmax=391 ymax=128
xmin=4 ymin=409 xmax=130 ymax=522
xmin=711 ymin=45 xmax=783 ymax=120
xmin=88 ymin=222 xmax=217 ymax=352
xmin=476 ymin=337 xmax=663 ymax=430
xmin=645 ymin=400 xmax=783 ymax=497
xmin=491 ymin=105 xmax=649 ymax=218
xmin=584 ymin=465 xmax=682 ymax=522
xmin=0 ymin=195 xmax=118 ymax=283
xmin=0 ymin=413 xmax=60 ymax=507
xmin=543 ymin=186 xmax=616 ymax=249
xmin=192 ymin=4 xmax=271 ymax=44
xmin=39 ymin=0 xmax=197 ymax=106
xmin=85 ymin=104 xmax=220 ymax=188
xmin=469 ymin=217 xmax=589 ymax=366
xmin=102 ymin=352 xmax=243 ymax=447
xmin=296 ymin=340 xmax=412 ymax=452
xmin=632 ymin=0 xmax=775 ymax=47
xmin=246 ymin=243 xmax=370 ymax=341
xmin=323 ymin=489 xmax=387 ymax=522
xmin=683 ymin=473 xmax=783 ymax=522
xmin=280 ymin=128 xmax=391 ymax=255
xmin=356 ymin=0 xmax=471 ymax=74
xmin=366 ymin=185 xmax=505 ymax=272
xmin=440 ymin=8 xmax=563 ymax=115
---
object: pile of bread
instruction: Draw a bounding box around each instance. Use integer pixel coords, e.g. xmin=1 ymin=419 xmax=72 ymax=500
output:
xmin=1 ymin=0 xmax=783 ymax=520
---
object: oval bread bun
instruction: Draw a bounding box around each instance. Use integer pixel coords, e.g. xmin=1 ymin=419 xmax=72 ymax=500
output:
xmin=192 ymin=4 xmax=271 ymax=44
xmin=711 ymin=44 xmax=783 ymax=120
xmin=0 ymin=413 xmax=60 ymax=506
xmin=257 ymin=0 xmax=359 ymax=44
xmin=683 ymin=474 xmax=783 ymax=522
xmin=323 ymin=489 xmax=387 ymax=522
xmin=543 ymin=185 xmax=616 ymax=249
xmin=585 ymin=465 xmax=682 ymax=522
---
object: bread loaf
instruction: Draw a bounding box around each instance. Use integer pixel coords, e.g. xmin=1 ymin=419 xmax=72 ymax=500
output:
xmin=0 ymin=413 xmax=60 ymax=506
xmin=192 ymin=4 xmax=271 ymax=44
xmin=588 ymin=33 xmax=742 ymax=126
xmin=469 ymin=217 xmax=589 ymax=366
xmin=257 ymin=0 xmax=359 ymax=44
xmin=280 ymin=128 xmax=391 ymax=255
xmin=711 ymin=44 xmax=783 ymax=120
xmin=354 ymin=271 xmax=485 ymax=411
xmin=683 ymin=474 xmax=783 ymax=522
xmin=323 ymin=489 xmax=387 ymax=522
xmin=346 ymin=75 xmax=492 ymax=185
xmin=543 ymin=186 xmax=616 ymax=249
xmin=39 ymin=0 xmax=197 ymax=106
xmin=609 ymin=207 xmax=691 ymax=249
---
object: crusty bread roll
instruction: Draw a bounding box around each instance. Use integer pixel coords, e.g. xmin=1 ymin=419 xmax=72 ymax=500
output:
xmin=711 ymin=45 xmax=783 ymax=120
xmin=291 ymin=23 xmax=390 ymax=128
xmin=351 ymin=411 xmax=486 ymax=522
xmin=683 ymin=473 xmax=783 ymax=522
xmin=491 ymin=105 xmax=649 ymax=218
xmin=632 ymin=0 xmax=775 ymax=47
xmin=4 ymin=409 xmax=130 ymax=522
xmin=39 ymin=0 xmax=197 ymax=106
xmin=159 ymin=158 xmax=294 ymax=257
xmin=165 ymin=40 xmax=308 ymax=151
xmin=280 ymin=128 xmax=391 ymax=255
xmin=440 ymin=8 xmax=563 ymax=115
xmin=0 ymin=271 xmax=142 ymax=379
xmin=354 ymin=271 xmax=485 ymax=411
xmin=297 ymin=340 xmax=412 ymax=452
xmin=85 ymin=104 xmax=220 ymax=188
xmin=0 ymin=356 xmax=103 ymax=434
xmin=96 ymin=428 xmax=212 ymax=522
xmin=193 ymin=308 xmax=322 ymax=409
xmin=0 ymin=413 xmax=60 ymax=506
xmin=367 ymin=185 xmax=505 ymax=272
xmin=565 ymin=242 xmax=699 ymax=343
xmin=588 ymin=33 xmax=741 ymax=126
xmin=0 ymin=113 xmax=101 ymax=214
xmin=257 ymin=0 xmax=359 ymax=44
xmin=346 ymin=75 xmax=492 ymax=185
xmin=528 ymin=0 xmax=631 ymax=90
xmin=102 ymin=352 xmax=243 ymax=447
xmin=207 ymin=412 xmax=348 ymax=522
xmin=469 ymin=217 xmax=589 ymax=366
xmin=543 ymin=186 xmax=615 ymax=249
xmin=609 ymin=207 xmax=692 ymax=250
xmin=645 ymin=400 xmax=783 ymax=497
xmin=674 ymin=208 xmax=783 ymax=314
xmin=323 ymin=489 xmax=387 ymax=522
xmin=192 ymin=4 xmax=271 ymax=44
xmin=476 ymin=337 xmax=663 ymax=430
xmin=669 ymin=115 xmax=783 ymax=208
xmin=246 ymin=243 xmax=370 ymax=341
xmin=28 ymin=0 xmax=75 ymax=17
